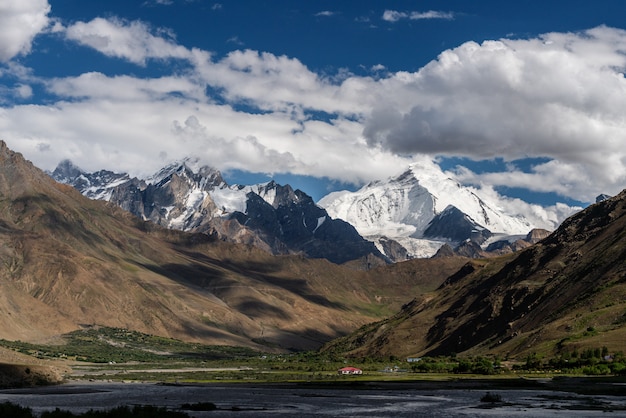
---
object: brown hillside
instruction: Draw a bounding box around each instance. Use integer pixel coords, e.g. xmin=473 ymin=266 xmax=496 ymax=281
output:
xmin=324 ymin=190 xmax=626 ymax=359
xmin=0 ymin=141 xmax=464 ymax=352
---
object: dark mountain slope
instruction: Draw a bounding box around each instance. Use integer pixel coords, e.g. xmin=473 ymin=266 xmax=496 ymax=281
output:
xmin=323 ymin=189 xmax=626 ymax=359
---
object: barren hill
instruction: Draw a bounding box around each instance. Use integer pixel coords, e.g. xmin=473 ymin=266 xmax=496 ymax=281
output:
xmin=0 ymin=141 xmax=465 ymax=351
xmin=323 ymin=189 xmax=626 ymax=359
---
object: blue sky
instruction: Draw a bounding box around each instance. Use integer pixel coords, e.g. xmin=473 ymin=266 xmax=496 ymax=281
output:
xmin=2 ymin=1 xmax=626 ymax=220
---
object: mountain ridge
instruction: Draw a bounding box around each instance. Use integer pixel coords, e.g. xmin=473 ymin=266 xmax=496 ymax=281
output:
xmin=51 ymin=160 xmax=385 ymax=265
xmin=322 ymin=188 xmax=626 ymax=359
xmin=54 ymin=158 xmax=573 ymax=264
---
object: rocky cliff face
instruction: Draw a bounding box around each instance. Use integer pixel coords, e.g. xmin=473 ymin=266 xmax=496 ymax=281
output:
xmin=433 ymin=228 xmax=552 ymax=259
xmin=51 ymin=160 xmax=385 ymax=265
xmin=424 ymin=205 xmax=492 ymax=244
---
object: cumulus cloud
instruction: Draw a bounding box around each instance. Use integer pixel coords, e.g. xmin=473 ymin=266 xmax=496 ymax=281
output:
xmin=64 ymin=17 xmax=193 ymax=65
xmin=382 ymin=10 xmax=454 ymax=22
xmin=47 ymin=72 xmax=202 ymax=101
xmin=0 ymin=0 xmax=51 ymax=62
xmin=190 ymin=48 xmax=378 ymax=115
xmin=364 ymin=26 xmax=626 ymax=201
xmin=14 ymin=84 xmax=33 ymax=99
xmin=2 ymin=13 xmax=625 ymax=209
xmin=0 ymin=14 xmax=407 ymax=181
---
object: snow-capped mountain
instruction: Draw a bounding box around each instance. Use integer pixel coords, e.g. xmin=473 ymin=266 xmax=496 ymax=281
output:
xmin=318 ymin=159 xmax=546 ymax=259
xmin=51 ymin=160 xmax=385 ymax=265
xmin=52 ymin=160 xmax=132 ymax=201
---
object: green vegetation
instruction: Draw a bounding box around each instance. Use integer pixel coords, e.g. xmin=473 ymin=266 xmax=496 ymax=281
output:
xmin=409 ymin=356 xmax=503 ymax=375
xmin=0 ymin=327 xmax=257 ymax=363
xmin=410 ymin=348 xmax=626 ymax=377
xmin=539 ymin=348 xmax=626 ymax=375
xmin=1 ymin=327 xmax=625 ymax=387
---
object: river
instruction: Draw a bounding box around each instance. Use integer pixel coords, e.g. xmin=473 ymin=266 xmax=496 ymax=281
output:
xmin=1 ymin=380 xmax=626 ymax=417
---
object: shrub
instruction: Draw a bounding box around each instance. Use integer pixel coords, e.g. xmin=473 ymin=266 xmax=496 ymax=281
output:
xmin=452 ymin=357 xmax=496 ymax=375
xmin=610 ymin=362 xmax=626 ymax=375
xmin=480 ymin=392 xmax=502 ymax=403
xmin=0 ymin=402 xmax=35 ymax=418
xmin=582 ymin=364 xmax=611 ymax=375
xmin=39 ymin=405 xmax=190 ymax=417
xmin=180 ymin=402 xmax=217 ymax=411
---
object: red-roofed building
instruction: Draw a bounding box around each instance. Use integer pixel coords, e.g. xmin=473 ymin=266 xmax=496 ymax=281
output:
xmin=338 ymin=366 xmax=362 ymax=375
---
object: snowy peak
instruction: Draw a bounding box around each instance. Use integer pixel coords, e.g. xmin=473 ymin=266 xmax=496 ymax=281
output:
xmin=50 ymin=160 xmax=131 ymax=201
xmin=147 ymin=158 xmax=225 ymax=191
xmin=405 ymin=162 xmax=531 ymax=235
xmin=244 ymin=180 xmax=297 ymax=209
xmin=319 ymin=161 xmax=536 ymax=258
xmin=51 ymin=159 xmax=83 ymax=183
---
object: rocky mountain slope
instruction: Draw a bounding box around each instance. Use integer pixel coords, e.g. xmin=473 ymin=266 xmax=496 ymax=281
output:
xmin=319 ymin=159 xmax=572 ymax=260
xmin=322 ymin=189 xmax=626 ymax=359
xmin=0 ymin=141 xmax=466 ymax=351
xmin=51 ymin=160 xmax=384 ymax=265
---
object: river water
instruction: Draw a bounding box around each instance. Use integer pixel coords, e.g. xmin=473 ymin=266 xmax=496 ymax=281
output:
xmin=1 ymin=381 xmax=626 ymax=417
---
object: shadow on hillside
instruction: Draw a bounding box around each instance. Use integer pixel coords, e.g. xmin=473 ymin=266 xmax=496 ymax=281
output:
xmin=234 ymin=300 xmax=292 ymax=320
xmin=178 ymin=250 xmax=285 ymax=274
xmin=11 ymin=195 xmax=106 ymax=249
xmin=170 ymin=251 xmax=347 ymax=310
xmin=174 ymin=320 xmax=258 ymax=347
xmin=137 ymin=259 xmax=344 ymax=325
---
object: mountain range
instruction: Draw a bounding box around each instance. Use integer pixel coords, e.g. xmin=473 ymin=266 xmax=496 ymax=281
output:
xmin=51 ymin=159 xmax=385 ymax=265
xmin=323 ymin=188 xmax=626 ymax=359
xmin=1 ymin=139 xmax=624 ymax=364
xmin=0 ymin=141 xmax=466 ymax=351
xmin=319 ymin=160 xmax=570 ymax=259
xmin=52 ymin=158 xmax=568 ymax=263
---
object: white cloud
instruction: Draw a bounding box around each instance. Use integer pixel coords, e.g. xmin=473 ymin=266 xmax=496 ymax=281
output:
xmin=363 ymin=26 xmax=626 ymax=201
xmin=0 ymin=0 xmax=51 ymax=62
xmin=64 ymin=17 xmax=193 ymax=65
xmin=227 ymin=36 xmax=244 ymax=46
xmin=191 ymin=48 xmax=377 ymax=115
xmin=14 ymin=84 xmax=33 ymax=99
xmin=409 ymin=11 xmax=455 ymax=20
xmin=382 ymin=10 xmax=405 ymax=23
xmin=315 ymin=11 xmax=335 ymax=17
xmin=0 ymin=14 xmax=407 ymax=182
xmin=383 ymin=10 xmax=454 ymax=22
xmin=47 ymin=72 xmax=202 ymax=101
xmin=371 ymin=64 xmax=386 ymax=72
xmin=2 ymin=14 xmax=625 ymax=208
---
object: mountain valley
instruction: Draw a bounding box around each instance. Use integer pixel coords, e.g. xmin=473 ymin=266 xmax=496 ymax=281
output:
xmin=0 ymin=141 xmax=466 ymax=352
xmin=0 ymin=139 xmax=623 ymax=381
